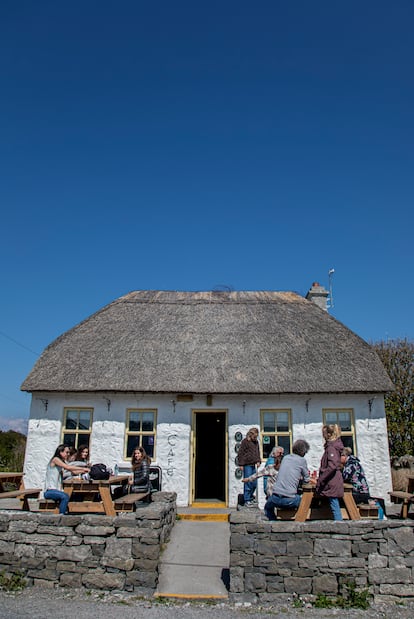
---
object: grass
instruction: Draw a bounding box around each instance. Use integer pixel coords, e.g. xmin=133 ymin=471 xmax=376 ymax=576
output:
xmin=314 ymin=581 xmax=370 ymax=610
xmin=0 ymin=570 xmax=27 ymax=592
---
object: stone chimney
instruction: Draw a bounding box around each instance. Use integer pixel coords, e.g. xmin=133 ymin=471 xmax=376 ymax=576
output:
xmin=305 ymin=282 xmax=329 ymax=311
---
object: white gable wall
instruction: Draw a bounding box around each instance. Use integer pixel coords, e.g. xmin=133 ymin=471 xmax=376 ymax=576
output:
xmin=24 ymin=392 xmax=392 ymax=506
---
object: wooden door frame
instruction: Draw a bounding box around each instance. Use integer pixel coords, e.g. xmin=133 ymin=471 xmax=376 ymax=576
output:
xmin=190 ymin=408 xmax=228 ymax=505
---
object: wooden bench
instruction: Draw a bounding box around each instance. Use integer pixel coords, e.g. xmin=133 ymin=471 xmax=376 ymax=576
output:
xmin=0 ymin=488 xmax=41 ymax=511
xmin=275 ymin=508 xmax=297 ymax=520
xmin=114 ymin=492 xmax=150 ymax=513
xmin=38 ymin=499 xmax=60 ymax=513
xmin=358 ymin=503 xmax=379 ymax=519
xmin=39 ymin=499 xmax=107 ymax=514
xmin=388 ymin=491 xmax=414 ymax=519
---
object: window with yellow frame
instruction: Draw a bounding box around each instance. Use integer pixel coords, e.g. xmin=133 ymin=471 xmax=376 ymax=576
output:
xmin=260 ymin=409 xmax=292 ymax=459
xmin=323 ymin=409 xmax=355 ymax=453
xmin=62 ymin=408 xmax=93 ymax=449
xmin=125 ymin=409 xmax=157 ymax=459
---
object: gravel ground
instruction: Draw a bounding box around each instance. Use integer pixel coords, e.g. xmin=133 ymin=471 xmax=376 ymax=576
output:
xmin=1 ymin=588 xmax=414 ymax=619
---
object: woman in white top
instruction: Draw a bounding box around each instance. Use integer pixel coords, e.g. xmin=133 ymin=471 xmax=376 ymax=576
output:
xmin=44 ymin=444 xmax=90 ymax=514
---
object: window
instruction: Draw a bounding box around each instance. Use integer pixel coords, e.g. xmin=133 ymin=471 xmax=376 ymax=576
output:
xmin=260 ymin=409 xmax=292 ymax=459
xmin=125 ymin=409 xmax=157 ymax=459
xmin=323 ymin=408 xmax=355 ymax=453
xmin=62 ymin=408 xmax=93 ymax=449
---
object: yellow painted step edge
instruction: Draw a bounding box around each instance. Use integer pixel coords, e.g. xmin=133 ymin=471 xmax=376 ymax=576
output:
xmin=178 ymin=514 xmax=229 ymax=522
xmin=190 ymin=502 xmax=226 ymax=508
xmin=154 ymin=593 xmax=228 ymax=599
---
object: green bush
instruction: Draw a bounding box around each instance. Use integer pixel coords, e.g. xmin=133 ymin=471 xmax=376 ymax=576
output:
xmin=314 ymin=581 xmax=370 ymax=610
xmin=0 ymin=570 xmax=27 ymax=592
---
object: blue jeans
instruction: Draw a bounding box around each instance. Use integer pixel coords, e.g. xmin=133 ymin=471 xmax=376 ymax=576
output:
xmin=329 ymin=497 xmax=343 ymax=521
xmin=44 ymin=489 xmax=70 ymax=514
xmin=265 ymin=493 xmax=302 ymax=520
xmin=243 ymin=465 xmax=257 ymax=502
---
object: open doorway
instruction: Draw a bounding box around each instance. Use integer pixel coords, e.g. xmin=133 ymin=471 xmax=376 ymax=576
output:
xmin=192 ymin=410 xmax=227 ymax=503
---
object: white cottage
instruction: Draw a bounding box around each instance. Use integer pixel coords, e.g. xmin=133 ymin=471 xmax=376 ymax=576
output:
xmin=21 ymin=285 xmax=394 ymax=507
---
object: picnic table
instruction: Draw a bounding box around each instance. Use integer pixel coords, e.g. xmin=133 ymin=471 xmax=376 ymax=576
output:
xmin=388 ymin=473 xmax=414 ymax=519
xmin=0 ymin=472 xmax=41 ymax=510
xmin=294 ymin=482 xmax=361 ymax=522
xmin=63 ymin=475 xmax=130 ymax=516
xmin=0 ymin=472 xmax=24 ymax=492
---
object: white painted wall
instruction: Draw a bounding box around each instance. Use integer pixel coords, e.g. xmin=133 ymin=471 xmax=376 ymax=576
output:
xmin=24 ymin=392 xmax=392 ymax=507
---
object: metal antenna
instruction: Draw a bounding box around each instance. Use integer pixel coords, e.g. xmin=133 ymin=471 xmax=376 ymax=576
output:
xmin=328 ymin=268 xmax=335 ymax=308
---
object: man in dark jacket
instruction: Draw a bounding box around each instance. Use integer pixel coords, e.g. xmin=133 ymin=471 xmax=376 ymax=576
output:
xmin=237 ymin=427 xmax=261 ymax=507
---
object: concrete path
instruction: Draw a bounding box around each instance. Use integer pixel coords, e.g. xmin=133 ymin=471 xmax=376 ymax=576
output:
xmin=156 ymin=520 xmax=230 ymax=599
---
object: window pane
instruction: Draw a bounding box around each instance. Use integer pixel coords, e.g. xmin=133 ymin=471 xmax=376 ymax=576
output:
xmin=142 ymin=435 xmax=154 ymax=457
xmin=77 ymin=435 xmax=90 ymax=449
xmin=342 ymin=435 xmax=354 ymax=452
xmin=65 ymin=411 xmax=78 ymax=429
xmin=262 ymin=435 xmax=275 ymax=459
xmin=338 ymin=412 xmax=351 ymax=432
xmin=127 ymin=435 xmax=139 ymax=458
xmin=325 ymin=412 xmax=337 ymax=425
xmin=263 ymin=412 xmax=275 ymax=432
xmin=63 ymin=433 xmax=76 ymax=448
xmin=129 ymin=412 xmax=141 ymax=432
xmin=79 ymin=411 xmax=91 ymax=430
xmin=142 ymin=412 xmax=154 ymax=432
xmin=278 ymin=435 xmax=291 ymax=455
xmin=276 ymin=412 xmax=289 ymax=432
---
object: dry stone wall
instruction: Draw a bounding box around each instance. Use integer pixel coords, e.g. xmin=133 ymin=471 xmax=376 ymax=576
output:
xmin=230 ymin=511 xmax=414 ymax=604
xmin=0 ymin=492 xmax=176 ymax=593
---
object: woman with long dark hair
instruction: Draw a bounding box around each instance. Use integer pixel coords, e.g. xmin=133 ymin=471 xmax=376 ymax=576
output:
xmin=44 ymin=444 xmax=90 ymax=514
xmin=74 ymin=445 xmax=90 ymax=465
xmin=129 ymin=446 xmax=151 ymax=494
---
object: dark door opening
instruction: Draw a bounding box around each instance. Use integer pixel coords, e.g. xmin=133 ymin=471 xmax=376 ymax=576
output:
xmin=194 ymin=411 xmax=226 ymax=502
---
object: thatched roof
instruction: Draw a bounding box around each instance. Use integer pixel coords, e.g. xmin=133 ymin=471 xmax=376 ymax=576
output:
xmin=21 ymin=290 xmax=393 ymax=394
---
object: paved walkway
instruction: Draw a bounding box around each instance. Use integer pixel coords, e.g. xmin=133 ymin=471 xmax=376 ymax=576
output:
xmin=156 ymin=520 xmax=230 ymax=598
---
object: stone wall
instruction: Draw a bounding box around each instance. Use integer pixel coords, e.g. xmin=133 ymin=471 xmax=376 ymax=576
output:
xmin=230 ymin=511 xmax=414 ymax=603
xmin=0 ymin=492 xmax=176 ymax=593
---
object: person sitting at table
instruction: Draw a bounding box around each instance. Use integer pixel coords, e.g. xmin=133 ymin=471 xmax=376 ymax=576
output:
xmin=63 ymin=444 xmax=91 ymax=480
xmin=74 ymin=444 xmax=91 ymax=465
xmin=44 ymin=444 xmax=90 ymax=514
xmin=264 ymin=440 xmax=311 ymax=521
xmin=340 ymin=447 xmax=370 ymax=504
xmin=315 ymin=424 xmax=344 ymax=521
xmin=129 ymin=446 xmax=152 ymax=495
xmin=62 ymin=447 xmax=77 ymax=480
xmin=242 ymin=446 xmax=284 ymax=498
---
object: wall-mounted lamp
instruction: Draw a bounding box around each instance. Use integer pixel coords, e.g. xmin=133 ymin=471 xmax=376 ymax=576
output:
xmin=39 ymin=398 xmax=48 ymax=412
xmin=102 ymin=396 xmax=111 ymax=412
xmin=171 ymin=399 xmax=176 ymax=414
xmin=242 ymin=400 xmax=246 ymax=415
xmin=368 ymin=397 xmax=375 ymax=428
xmin=304 ymin=398 xmax=311 ymax=427
xmin=206 ymin=394 xmax=213 ymax=406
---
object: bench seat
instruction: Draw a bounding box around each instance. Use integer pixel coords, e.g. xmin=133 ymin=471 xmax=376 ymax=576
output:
xmin=358 ymin=503 xmax=379 ymax=519
xmin=38 ymin=499 xmax=60 ymax=513
xmin=114 ymin=492 xmax=150 ymax=512
xmin=38 ymin=499 xmax=59 ymax=512
xmin=0 ymin=488 xmax=41 ymax=511
xmin=388 ymin=491 xmax=414 ymax=518
xmin=275 ymin=508 xmax=297 ymax=520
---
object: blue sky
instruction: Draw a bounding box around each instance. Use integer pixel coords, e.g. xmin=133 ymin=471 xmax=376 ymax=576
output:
xmin=1 ymin=1 xmax=413 ymax=432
